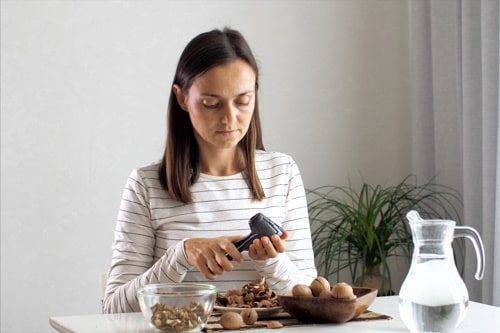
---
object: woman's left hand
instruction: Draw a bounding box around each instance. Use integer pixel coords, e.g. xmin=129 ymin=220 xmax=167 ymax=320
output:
xmin=248 ymin=230 xmax=289 ymax=260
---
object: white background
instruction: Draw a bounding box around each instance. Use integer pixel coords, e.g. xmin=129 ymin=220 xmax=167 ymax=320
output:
xmin=1 ymin=1 xmax=410 ymax=331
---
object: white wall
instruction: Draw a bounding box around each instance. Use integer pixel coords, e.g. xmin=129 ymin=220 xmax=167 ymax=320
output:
xmin=0 ymin=1 xmax=410 ymax=331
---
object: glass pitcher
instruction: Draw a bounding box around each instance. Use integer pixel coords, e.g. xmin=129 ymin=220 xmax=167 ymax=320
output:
xmin=398 ymin=210 xmax=485 ymax=333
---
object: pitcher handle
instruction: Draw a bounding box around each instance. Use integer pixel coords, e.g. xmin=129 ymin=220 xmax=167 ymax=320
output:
xmin=454 ymin=226 xmax=485 ymax=280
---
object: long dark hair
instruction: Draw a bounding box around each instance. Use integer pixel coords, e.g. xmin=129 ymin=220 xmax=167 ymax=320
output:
xmin=159 ymin=28 xmax=265 ymax=203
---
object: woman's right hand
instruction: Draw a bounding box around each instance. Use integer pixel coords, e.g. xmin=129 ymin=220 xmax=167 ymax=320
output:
xmin=183 ymin=236 xmax=244 ymax=280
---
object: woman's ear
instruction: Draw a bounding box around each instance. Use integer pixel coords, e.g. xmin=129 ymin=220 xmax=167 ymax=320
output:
xmin=172 ymin=84 xmax=188 ymax=111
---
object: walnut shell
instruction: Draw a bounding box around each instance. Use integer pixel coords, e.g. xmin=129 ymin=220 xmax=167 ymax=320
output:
xmin=310 ymin=277 xmax=331 ymax=297
xmin=219 ymin=312 xmax=243 ymax=330
xmin=331 ymin=282 xmax=356 ymax=299
xmin=292 ymin=284 xmax=313 ymax=297
xmin=240 ymin=308 xmax=258 ymax=325
xmin=267 ymin=321 xmax=283 ymax=329
xmin=217 ymin=276 xmax=279 ymax=308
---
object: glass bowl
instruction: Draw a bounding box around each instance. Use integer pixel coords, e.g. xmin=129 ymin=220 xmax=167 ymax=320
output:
xmin=136 ymin=283 xmax=217 ymax=332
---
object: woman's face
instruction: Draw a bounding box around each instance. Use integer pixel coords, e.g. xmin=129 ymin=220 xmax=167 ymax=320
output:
xmin=174 ymin=59 xmax=256 ymax=153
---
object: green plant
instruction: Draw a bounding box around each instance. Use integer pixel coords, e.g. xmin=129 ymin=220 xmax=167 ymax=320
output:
xmin=307 ymin=175 xmax=462 ymax=294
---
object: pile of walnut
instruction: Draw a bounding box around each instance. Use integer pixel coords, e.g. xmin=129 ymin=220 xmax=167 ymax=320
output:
xmin=216 ymin=276 xmax=279 ymax=308
xmin=292 ymin=276 xmax=356 ymax=300
xmin=150 ymin=299 xmax=207 ymax=331
xmin=215 ymin=277 xmax=282 ymax=330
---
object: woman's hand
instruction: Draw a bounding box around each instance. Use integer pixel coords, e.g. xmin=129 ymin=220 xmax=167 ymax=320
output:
xmin=184 ymin=236 xmax=243 ymax=280
xmin=248 ymin=230 xmax=289 ymax=260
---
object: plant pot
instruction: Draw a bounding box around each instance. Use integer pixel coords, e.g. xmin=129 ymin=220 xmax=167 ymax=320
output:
xmin=354 ymin=266 xmax=392 ymax=296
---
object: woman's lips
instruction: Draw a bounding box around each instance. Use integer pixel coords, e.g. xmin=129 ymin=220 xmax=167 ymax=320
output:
xmin=217 ymin=129 xmax=237 ymax=135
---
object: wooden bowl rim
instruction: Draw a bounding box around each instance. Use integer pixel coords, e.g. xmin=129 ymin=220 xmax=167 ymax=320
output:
xmin=278 ymin=286 xmax=377 ymax=302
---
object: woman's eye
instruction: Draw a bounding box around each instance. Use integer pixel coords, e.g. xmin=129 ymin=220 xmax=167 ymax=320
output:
xmin=204 ymin=103 xmax=219 ymax=109
xmin=236 ymin=97 xmax=251 ymax=106
xmin=202 ymin=99 xmax=220 ymax=109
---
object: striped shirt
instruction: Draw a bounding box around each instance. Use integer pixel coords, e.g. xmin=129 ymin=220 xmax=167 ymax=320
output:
xmin=103 ymin=150 xmax=318 ymax=313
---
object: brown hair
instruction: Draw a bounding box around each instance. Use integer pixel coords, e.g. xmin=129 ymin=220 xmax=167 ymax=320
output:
xmin=159 ymin=28 xmax=265 ymax=203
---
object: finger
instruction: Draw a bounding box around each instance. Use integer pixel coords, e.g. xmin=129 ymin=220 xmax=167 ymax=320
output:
xmin=199 ymin=247 xmax=227 ymax=278
xmin=205 ymin=255 xmax=225 ymax=276
xmin=280 ymin=230 xmax=289 ymax=240
xmin=196 ymin=258 xmax=216 ymax=280
xmin=224 ymin=249 xmax=243 ymax=262
xmin=248 ymin=244 xmax=258 ymax=259
xmin=253 ymin=238 xmax=268 ymax=259
xmin=261 ymin=236 xmax=278 ymax=258
xmin=218 ymin=259 xmax=234 ymax=272
xmin=202 ymin=269 xmax=216 ymax=280
xmin=271 ymin=234 xmax=286 ymax=253
xmin=248 ymin=243 xmax=267 ymax=260
xmin=227 ymin=235 xmax=244 ymax=242
xmin=222 ymin=238 xmax=244 ymax=262
xmin=214 ymin=251 xmax=235 ymax=272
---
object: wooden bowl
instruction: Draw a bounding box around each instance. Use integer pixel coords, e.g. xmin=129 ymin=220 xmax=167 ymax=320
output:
xmin=278 ymin=287 xmax=377 ymax=323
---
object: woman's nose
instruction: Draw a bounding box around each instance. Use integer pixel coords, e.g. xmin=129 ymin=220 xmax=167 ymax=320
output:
xmin=221 ymin=104 xmax=237 ymax=124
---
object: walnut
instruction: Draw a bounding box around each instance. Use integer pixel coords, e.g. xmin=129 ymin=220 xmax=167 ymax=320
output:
xmin=292 ymin=284 xmax=313 ymax=297
xmin=240 ymin=308 xmax=258 ymax=325
xmin=310 ymin=276 xmax=331 ymax=297
xmin=219 ymin=312 xmax=243 ymax=330
xmin=331 ymin=282 xmax=356 ymax=299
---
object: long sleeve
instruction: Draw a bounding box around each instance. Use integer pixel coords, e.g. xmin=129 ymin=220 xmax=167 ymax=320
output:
xmin=103 ymin=169 xmax=194 ymax=313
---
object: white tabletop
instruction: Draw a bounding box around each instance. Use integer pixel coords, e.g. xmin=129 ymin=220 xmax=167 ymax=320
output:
xmin=49 ymin=296 xmax=500 ymax=333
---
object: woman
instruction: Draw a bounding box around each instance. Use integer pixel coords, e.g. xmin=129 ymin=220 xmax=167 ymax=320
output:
xmin=103 ymin=28 xmax=317 ymax=313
